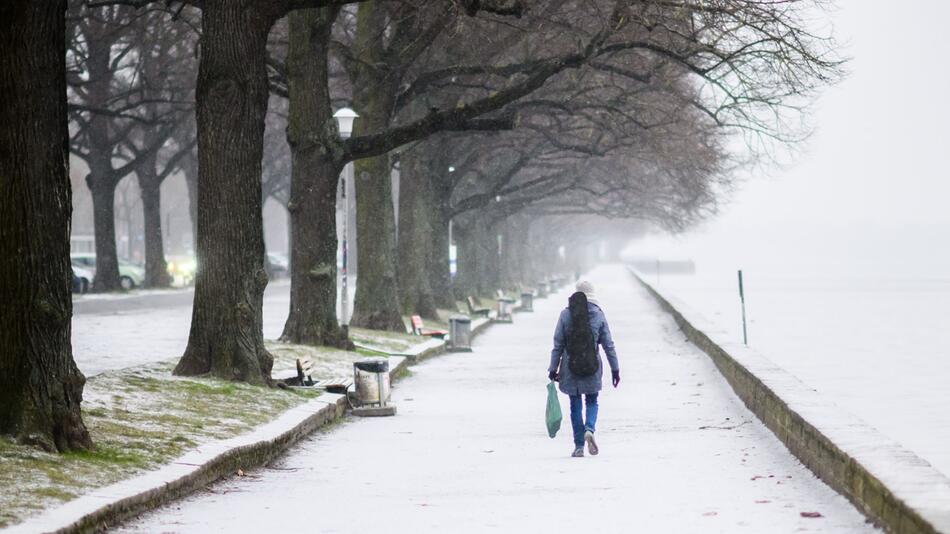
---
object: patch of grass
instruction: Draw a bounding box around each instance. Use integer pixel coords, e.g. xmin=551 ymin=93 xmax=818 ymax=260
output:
xmin=0 ymin=359 xmax=329 ymax=529
xmin=2 ymin=330 xmax=439 ymax=529
xmin=350 ymin=327 xmax=419 ymax=352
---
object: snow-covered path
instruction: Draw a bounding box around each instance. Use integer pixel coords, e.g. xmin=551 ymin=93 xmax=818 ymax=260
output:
xmin=114 ymin=265 xmax=875 ymax=533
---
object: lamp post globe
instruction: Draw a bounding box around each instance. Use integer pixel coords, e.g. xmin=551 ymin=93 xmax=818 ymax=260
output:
xmin=333 ymin=107 xmax=359 ymax=139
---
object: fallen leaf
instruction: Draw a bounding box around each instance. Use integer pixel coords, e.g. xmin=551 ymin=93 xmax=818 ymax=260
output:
xmin=755 ymin=500 xmax=771 ymax=504
xmin=702 ymin=511 xmax=718 ymax=517
xmin=800 ymin=511 xmax=823 ymax=518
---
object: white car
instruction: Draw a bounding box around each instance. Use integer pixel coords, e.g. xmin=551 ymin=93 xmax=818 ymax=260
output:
xmin=70 ymin=253 xmax=145 ymax=290
xmin=72 ymin=265 xmax=93 ymax=293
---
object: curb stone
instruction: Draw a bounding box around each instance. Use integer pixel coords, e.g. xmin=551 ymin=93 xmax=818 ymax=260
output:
xmin=4 ymin=394 xmax=348 ymax=534
xmin=629 ymin=266 xmax=950 ymax=534
xmin=4 ymin=306 xmax=516 ymax=533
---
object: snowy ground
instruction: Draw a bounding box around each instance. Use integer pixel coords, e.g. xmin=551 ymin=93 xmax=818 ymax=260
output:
xmin=113 ymin=265 xmax=874 ymax=533
xmin=72 ymin=279 xmax=356 ymax=377
xmin=649 ymin=268 xmax=950 ymax=480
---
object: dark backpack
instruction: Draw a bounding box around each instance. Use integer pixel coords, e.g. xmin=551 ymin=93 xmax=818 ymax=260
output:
xmin=566 ymin=291 xmax=598 ymax=377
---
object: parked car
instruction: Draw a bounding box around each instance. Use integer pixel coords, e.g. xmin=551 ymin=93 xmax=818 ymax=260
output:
xmin=166 ymin=254 xmax=197 ymax=286
xmin=71 ymin=265 xmax=93 ymax=294
xmin=70 ymin=253 xmax=145 ymax=290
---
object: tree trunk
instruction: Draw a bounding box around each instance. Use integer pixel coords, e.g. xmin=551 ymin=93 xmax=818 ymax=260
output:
xmin=0 ymin=0 xmax=92 ymax=452
xmin=475 ymin=219 xmax=501 ymax=295
xmin=430 ymin=161 xmax=456 ymax=307
xmin=350 ymin=1 xmax=404 ymax=332
xmin=280 ymin=7 xmax=351 ymax=348
xmin=351 ymin=148 xmax=404 ymax=330
xmin=397 ymin=145 xmax=439 ymax=319
xmin=429 ymin=207 xmax=454 ymax=308
xmin=82 ymin=24 xmax=123 ymax=292
xmin=453 ymin=220 xmax=479 ymax=298
xmin=138 ymin=159 xmax=172 ymax=288
xmin=174 ymin=0 xmax=277 ymax=385
xmin=86 ymin=172 xmax=122 ymax=291
xmin=500 ymin=217 xmax=522 ymax=289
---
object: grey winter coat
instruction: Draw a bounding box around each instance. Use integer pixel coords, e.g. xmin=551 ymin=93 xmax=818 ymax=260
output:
xmin=548 ymin=302 xmax=619 ymax=395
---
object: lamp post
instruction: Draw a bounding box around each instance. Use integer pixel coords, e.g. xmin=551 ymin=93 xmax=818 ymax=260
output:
xmin=334 ymin=107 xmax=358 ymax=331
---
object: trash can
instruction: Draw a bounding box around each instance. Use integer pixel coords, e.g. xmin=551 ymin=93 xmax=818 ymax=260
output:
xmin=353 ymin=359 xmax=390 ymax=406
xmin=448 ymin=315 xmax=473 ymax=352
xmin=520 ymin=291 xmax=533 ymax=312
xmin=536 ymin=281 xmax=548 ymax=298
xmin=495 ymin=296 xmax=515 ymax=323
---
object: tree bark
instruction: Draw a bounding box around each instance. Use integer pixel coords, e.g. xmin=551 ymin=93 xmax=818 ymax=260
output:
xmin=174 ymin=0 xmax=277 ymax=385
xmin=137 ymin=153 xmax=172 ymax=288
xmin=86 ymin=172 xmax=122 ymax=291
xmin=350 ymin=1 xmax=404 ymax=332
xmin=397 ymin=144 xmax=439 ymax=319
xmin=429 ymin=208 xmax=454 ymax=308
xmin=453 ymin=219 xmax=479 ymax=298
xmin=280 ymin=7 xmax=352 ymax=348
xmin=0 ymin=0 xmax=92 ymax=452
xmin=82 ymin=26 xmax=123 ymax=291
xmin=475 ymin=219 xmax=501 ymax=294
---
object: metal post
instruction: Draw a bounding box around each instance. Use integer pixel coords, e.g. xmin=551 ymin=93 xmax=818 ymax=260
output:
xmin=340 ymin=165 xmax=350 ymax=329
xmin=738 ymin=269 xmax=748 ymax=345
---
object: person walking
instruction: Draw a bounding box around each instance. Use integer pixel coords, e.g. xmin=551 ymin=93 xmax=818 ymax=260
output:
xmin=548 ymin=280 xmax=620 ymax=457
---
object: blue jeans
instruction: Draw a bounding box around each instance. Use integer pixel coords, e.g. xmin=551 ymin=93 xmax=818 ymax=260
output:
xmin=569 ymin=394 xmax=599 ymax=447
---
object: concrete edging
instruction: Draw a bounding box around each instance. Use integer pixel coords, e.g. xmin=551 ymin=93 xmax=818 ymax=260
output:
xmin=5 ymin=393 xmax=349 ymax=534
xmin=6 ymin=305 xmax=517 ymax=534
xmin=629 ymin=267 xmax=950 ymax=534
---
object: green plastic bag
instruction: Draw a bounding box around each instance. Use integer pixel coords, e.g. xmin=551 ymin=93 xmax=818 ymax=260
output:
xmin=545 ymin=381 xmax=562 ymax=438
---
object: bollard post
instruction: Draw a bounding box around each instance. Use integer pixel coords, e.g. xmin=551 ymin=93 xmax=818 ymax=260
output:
xmin=738 ymin=269 xmax=748 ymax=345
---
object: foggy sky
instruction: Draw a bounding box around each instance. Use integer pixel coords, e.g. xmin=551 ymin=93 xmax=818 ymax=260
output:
xmin=634 ymin=0 xmax=950 ymax=278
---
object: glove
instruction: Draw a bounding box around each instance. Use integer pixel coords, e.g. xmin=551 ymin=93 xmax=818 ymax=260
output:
xmin=611 ymin=369 xmax=620 ymax=388
xmin=548 ymin=370 xmax=559 ymax=382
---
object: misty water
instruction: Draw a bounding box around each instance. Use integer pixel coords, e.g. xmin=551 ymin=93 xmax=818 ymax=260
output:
xmin=629 ymin=225 xmax=950 ymax=480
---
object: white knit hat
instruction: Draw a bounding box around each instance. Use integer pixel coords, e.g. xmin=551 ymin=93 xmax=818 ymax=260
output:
xmin=575 ymin=280 xmax=599 ymax=306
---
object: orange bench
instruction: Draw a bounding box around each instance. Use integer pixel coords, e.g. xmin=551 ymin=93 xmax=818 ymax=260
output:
xmin=410 ymin=315 xmax=448 ymax=339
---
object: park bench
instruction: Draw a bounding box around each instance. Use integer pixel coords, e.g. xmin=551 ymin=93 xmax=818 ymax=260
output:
xmin=410 ymin=315 xmax=448 ymax=339
xmin=296 ymin=357 xmax=315 ymax=386
xmin=466 ymin=296 xmax=492 ymax=317
xmin=295 ymin=357 xmax=352 ymax=393
xmin=494 ymin=290 xmax=516 ymax=323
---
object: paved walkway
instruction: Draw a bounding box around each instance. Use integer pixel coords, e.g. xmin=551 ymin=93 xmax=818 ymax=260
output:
xmin=115 ymin=265 xmax=875 ymax=533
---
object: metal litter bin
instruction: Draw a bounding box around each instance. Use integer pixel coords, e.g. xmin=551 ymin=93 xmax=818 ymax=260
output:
xmin=353 ymin=359 xmax=390 ymax=406
xmin=520 ymin=292 xmax=533 ymax=312
xmin=536 ymin=281 xmax=548 ymax=298
xmin=448 ymin=315 xmax=473 ymax=352
xmin=495 ymin=297 xmax=515 ymax=323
